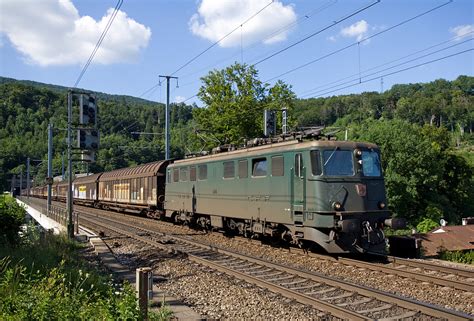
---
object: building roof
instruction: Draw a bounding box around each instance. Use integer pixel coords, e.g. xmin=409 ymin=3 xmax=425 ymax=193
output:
xmin=418 ymin=225 xmax=474 ymax=256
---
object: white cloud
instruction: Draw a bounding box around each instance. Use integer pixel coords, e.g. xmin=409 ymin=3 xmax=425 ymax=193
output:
xmin=175 ymin=96 xmax=186 ymax=103
xmin=0 ymin=0 xmax=151 ymax=66
xmin=189 ymin=0 xmax=296 ymax=47
xmin=450 ymin=24 xmax=474 ymax=40
xmin=340 ymin=20 xmax=369 ymax=42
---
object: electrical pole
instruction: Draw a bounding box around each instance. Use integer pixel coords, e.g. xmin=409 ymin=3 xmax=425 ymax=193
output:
xmin=62 ymin=151 xmax=65 ymax=180
xmin=19 ymin=171 xmax=23 ymax=196
xmin=26 ymin=157 xmax=30 ymax=199
xmin=159 ymin=75 xmax=178 ymax=160
xmin=67 ymin=90 xmax=74 ymax=238
xmin=47 ymin=123 xmax=53 ymax=212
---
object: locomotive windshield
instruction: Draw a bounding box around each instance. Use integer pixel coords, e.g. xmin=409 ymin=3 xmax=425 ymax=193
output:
xmin=322 ymin=149 xmax=354 ymax=176
xmin=361 ymin=150 xmax=382 ymax=177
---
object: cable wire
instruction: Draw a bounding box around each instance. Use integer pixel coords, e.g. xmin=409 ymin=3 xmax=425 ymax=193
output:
xmin=171 ymin=0 xmax=274 ymax=76
xmin=264 ymin=0 xmax=453 ymax=83
xmin=301 ymin=34 xmax=473 ymax=97
xmin=73 ymin=0 xmax=123 ymax=88
xmin=253 ymin=0 xmax=381 ymax=66
xmin=310 ymin=48 xmax=473 ymax=97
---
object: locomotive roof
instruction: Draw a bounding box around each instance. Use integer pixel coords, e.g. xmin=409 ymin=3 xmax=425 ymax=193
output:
xmin=99 ymin=160 xmax=170 ymax=181
xmin=172 ymin=140 xmax=379 ymax=165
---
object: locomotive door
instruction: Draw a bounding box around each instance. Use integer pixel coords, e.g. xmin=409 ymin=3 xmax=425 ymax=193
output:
xmin=291 ymin=153 xmax=305 ymax=224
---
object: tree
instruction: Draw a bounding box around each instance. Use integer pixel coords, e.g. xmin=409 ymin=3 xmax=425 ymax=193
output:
xmin=194 ymin=63 xmax=296 ymax=146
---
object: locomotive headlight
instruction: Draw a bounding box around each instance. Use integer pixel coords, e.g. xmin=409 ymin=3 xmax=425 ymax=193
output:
xmin=378 ymin=201 xmax=386 ymax=209
xmin=354 ymin=149 xmax=362 ymax=157
xmin=333 ymin=201 xmax=342 ymax=211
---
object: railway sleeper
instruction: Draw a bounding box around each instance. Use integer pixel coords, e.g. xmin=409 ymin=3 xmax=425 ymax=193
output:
xmin=356 ymin=303 xmax=393 ymax=314
xmin=336 ymin=296 xmax=373 ymax=307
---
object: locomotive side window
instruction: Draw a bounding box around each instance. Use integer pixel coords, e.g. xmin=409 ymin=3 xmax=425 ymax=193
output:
xmin=310 ymin=150 xmax=322 ymax=175
xmin=294 ymin=153 xmax=303 ymax=177
xmin=271 ymin=155 xmax=284 ymax=177
xmin=361 ymin=150 xmax=382 ymax=177
xmin=323 ymin=150 xmax=354 ymax=176
xmin=223 ymin=161 xmax=235 ymax=179
xmin=198 ymin=164 xmax=208 ymax=180
xmin=252 ymin=158 xmax=267 ymax=177
xmin=173 ymin=168 xmax=179 ymax=182
xmin=180 ymin=167 xmax=188 ymax=181
xmin=190 ymin=166 xmax=196 ymax=181
xmin=238 ymin=160 xmax=248 ymax=178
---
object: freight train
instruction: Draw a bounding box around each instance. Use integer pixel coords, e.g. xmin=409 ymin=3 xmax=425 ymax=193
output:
xmin=24 ymin=135 xmax=405 ymax=254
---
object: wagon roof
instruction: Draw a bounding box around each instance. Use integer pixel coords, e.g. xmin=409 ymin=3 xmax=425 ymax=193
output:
xmin=99 ymin=160 xmax=170 ymax=181
xmin=73 ymin=173 xmax=103 ymax=184
xmin=173 ymin=140 xmax=379 ymax=165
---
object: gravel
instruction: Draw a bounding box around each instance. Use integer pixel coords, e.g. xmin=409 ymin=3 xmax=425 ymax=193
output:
xmin=107 ymin=237 xmax=334 ymax=320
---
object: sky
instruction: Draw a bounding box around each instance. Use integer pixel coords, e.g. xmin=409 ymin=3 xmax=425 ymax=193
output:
xmin=0 ymin=0 xmax=473 ymax=106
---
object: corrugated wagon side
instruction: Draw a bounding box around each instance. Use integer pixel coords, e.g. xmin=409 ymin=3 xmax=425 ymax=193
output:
xmin=73 ymin=173 xmax=103 ymax=207
xmin=97 ymin=160 xmax=171 ymax=217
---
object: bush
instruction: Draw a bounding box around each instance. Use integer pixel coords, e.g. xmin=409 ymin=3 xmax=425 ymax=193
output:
xmin=0 ymin=229 xmax=172 ymax=320
xmin=0 ymin=194 xmax=26 ymax=245
xmin=439 ymin=250 xmax=474 ymax=265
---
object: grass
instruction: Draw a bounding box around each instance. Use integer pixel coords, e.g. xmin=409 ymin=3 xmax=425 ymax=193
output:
xmin=0 ymin=224 xmax=173 ymax=320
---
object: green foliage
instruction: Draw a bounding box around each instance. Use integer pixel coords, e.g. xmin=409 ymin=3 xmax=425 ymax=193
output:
xmin=0 ymin=230 xmax=171 ymax=320
xmin=438 ymin=250 xmax=474 ymax=265
xmin=194 ymin=63 xmax=296 ymax=146
xmin=0 ymin=195 xmax=26 ymax=245
xmin=351 ymin=119 xmax=474 ymax=226
xmin=416 ymin=218 xmax=439 ymax=233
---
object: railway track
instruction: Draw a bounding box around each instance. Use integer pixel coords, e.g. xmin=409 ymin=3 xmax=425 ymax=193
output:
xmin=22 ymin=197 xmax=474 ymax=318
xmin=24 ymin=196 xmax=474 ymax=294
xmin=69 ymin=207 xmax=471 ymax=320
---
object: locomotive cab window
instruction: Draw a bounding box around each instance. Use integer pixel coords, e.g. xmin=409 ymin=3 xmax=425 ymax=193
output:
xmin=238 ymin=160 xmax=248 ymax=178
xmin=361 ymin=150 xmax=382 ymax=177
xmin=323 ymin=149 xmax=354 ymax=176
xmin=223 ymin=161 xmax=235 ymax=179
xmin=252 ymin=158 xmax=267 ymax=177
xmin=198 ymin=165 xmax=208 ymax=180
xmin=271 ymin=155 xmax=284 ymax=177
xmin=310 ymin=150 xmax=322 ymax=176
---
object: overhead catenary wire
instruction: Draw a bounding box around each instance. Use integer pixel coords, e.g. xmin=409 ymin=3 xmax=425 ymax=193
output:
xmin=299 ymin=31 xmax=474 ymax=96
xmin=309 ymin=48 xmax=473 ymax=98
xmin=264 ymin=0 xmax=453 ymax=83
xmin=177 ymin=0 xmax=338 ymax=81
xmin=252 ymin=0 xmax=381 ymax=66
xmin=73 ymin=0 xmax=123 ymax=88
xmin=138 ymin=0 xmax=274 ymax=98
xmin=170 ymin=0 xmax=274 ymax=76
xmin=301 ymin=35 xmax=474 ymax=97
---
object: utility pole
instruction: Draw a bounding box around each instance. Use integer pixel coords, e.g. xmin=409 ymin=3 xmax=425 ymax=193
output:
xmin=62 ymin=151 xmax=65 ymax=180
xmin=26 ymin=157 xmax=30 ymax=199
xmin=11 ymin=174 xmax=16 ymax=195
xmin=159 ymin=75 xmax=178 ymax=160
xmin=19 ymin=170 xmax=23 ymax=196
xmin=47 ymin=123 xmax=53 ymax=212
xmin=67 ymin=90 xmax=74 ymax=238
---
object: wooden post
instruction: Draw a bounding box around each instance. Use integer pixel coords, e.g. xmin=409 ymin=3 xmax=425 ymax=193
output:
xmin=136 ymin=267 xmax=153 ymax=319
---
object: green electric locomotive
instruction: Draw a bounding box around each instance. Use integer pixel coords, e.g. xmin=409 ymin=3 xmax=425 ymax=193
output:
xmin=164 ymin=139 xmax=404 ymax=254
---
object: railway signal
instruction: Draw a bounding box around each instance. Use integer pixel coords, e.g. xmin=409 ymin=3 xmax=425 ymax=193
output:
xmin=77 ymin=129 xmax=99 ymax=150
xmin=79 ymin=94 xmax=97 ymax=126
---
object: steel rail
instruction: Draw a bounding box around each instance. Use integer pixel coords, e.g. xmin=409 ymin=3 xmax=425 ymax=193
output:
xmin=79 ymin=214 xmax=368 ymax=320
xmin=77 ymin=211 xmax=472 ymax=321
xmin=30 ymin=197 xmax=474 ymax=292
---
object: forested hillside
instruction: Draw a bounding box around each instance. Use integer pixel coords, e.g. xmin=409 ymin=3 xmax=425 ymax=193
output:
xmin=0 ymin=74 xmax=473 ymax=229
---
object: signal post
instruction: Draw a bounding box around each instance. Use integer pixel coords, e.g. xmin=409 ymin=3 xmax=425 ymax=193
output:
xmin=67 ymin=89 xmax=99 ymax=238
